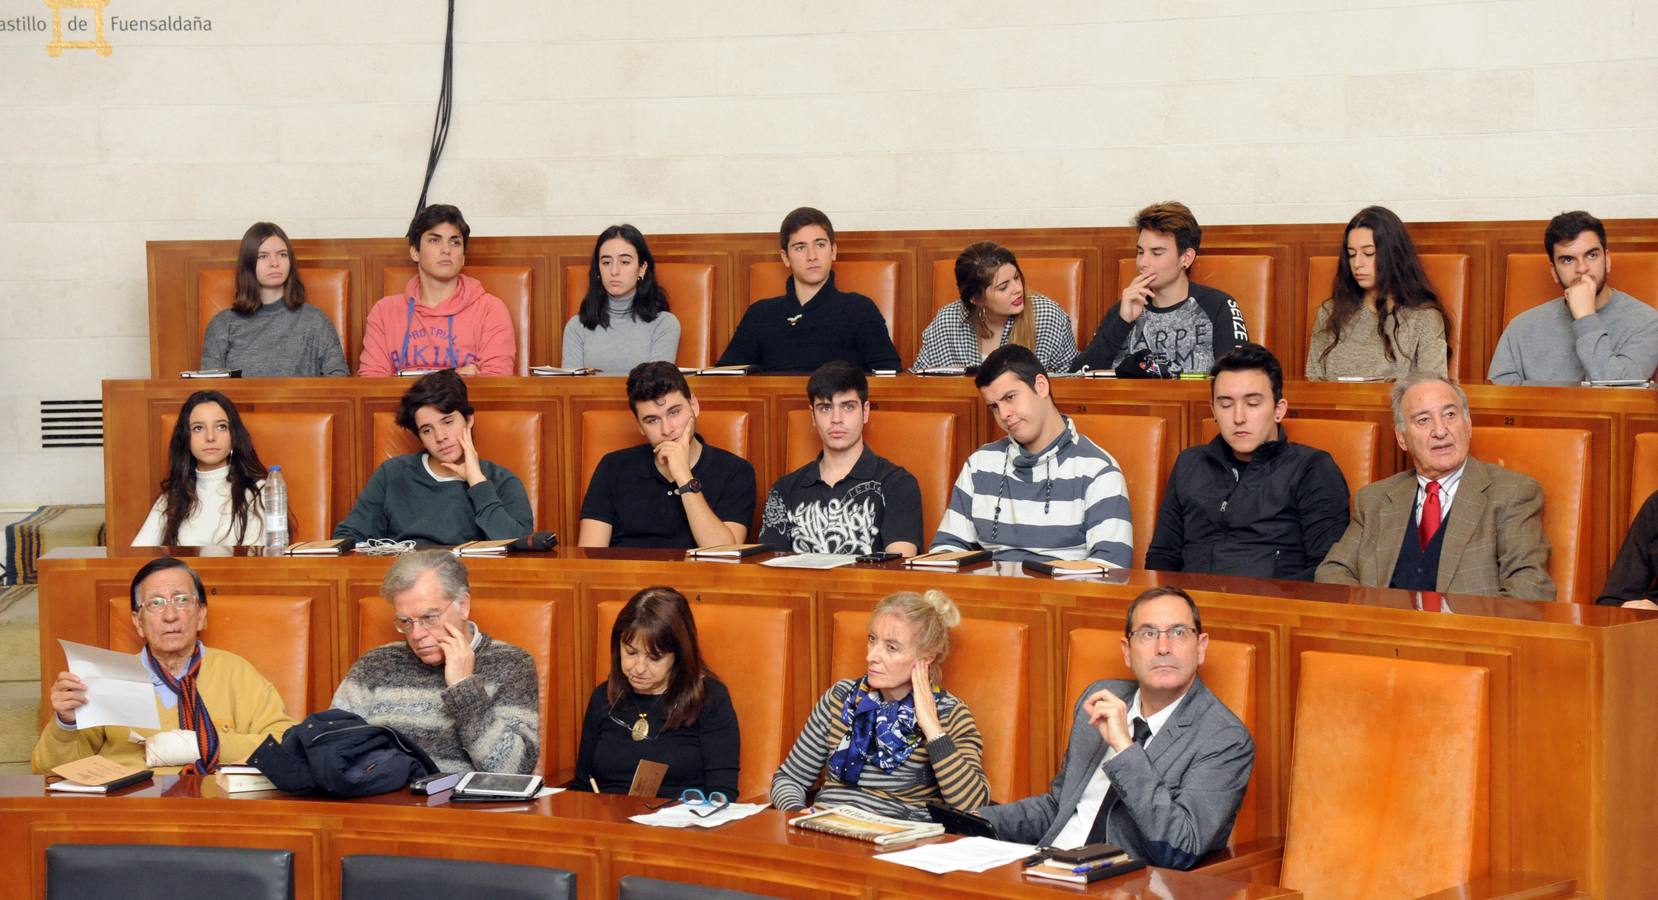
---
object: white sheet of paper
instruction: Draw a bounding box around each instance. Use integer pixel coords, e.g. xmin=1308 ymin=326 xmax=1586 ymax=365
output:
xmin=758 ymin=553 xmax=858 ymax=570
xmin=628 ymin=801 xmax=768 ymax=829
xmin=875 ymin=836 xmax=1037 ymax=874
xmin=59 ymin=640 xmax=160 ymax=730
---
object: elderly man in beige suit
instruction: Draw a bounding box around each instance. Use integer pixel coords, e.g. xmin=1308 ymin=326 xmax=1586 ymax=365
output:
xmin=1316 ymin=372 xmax=1555 ymax=600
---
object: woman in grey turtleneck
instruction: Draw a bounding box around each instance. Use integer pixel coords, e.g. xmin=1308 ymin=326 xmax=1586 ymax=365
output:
xmin=562 ymin=224 xmax=681 ymax=373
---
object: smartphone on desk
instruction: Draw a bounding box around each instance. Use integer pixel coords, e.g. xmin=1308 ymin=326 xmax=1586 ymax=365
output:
xmin=856 ymin=551 xmax=903 ymax=565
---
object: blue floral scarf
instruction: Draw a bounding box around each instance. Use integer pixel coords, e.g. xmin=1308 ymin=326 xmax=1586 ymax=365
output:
xmin=825 ymin=678 xmax=939 ymax=785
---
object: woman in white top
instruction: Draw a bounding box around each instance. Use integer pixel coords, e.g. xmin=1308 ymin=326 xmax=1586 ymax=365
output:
xmin=133 ymin=391 xmax=267 ymax=547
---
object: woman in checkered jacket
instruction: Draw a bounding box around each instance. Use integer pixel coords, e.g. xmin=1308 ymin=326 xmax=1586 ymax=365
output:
xmin=913 ymin=242 xmax=1077 ymax=373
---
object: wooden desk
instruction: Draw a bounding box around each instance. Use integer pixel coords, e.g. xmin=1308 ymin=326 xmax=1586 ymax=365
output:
xmin=35 ymin=549 xmax=1657 ymax=896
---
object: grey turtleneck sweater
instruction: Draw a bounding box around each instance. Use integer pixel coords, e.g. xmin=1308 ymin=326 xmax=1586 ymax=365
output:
xmin=560 ymin=291 xmax=681 ymax=373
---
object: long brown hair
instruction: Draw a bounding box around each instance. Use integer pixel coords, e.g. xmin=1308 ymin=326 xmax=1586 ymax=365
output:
xmin=606 ymin=586 xmax=713 ymax=730
xmin=955 ymin=241 xmax=1035 ymax=352
xmin=1318 ymin=206 xmax=1451 ymax=367
xmin=159 ymin=391 xmax=268 ymax=545
xmin=232 ymin=222 xmax=307 ymax=314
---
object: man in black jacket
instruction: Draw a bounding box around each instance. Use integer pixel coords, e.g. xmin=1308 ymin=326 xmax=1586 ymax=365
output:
xmin=1146 ymin=344 xmax=1350 ymax=581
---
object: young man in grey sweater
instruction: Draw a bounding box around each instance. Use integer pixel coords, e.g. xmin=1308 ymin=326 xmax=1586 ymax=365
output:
xmin=1489 ymin=210 xmax=1658 ymax=385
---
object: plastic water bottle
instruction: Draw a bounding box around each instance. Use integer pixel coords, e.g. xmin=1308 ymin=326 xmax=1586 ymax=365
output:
xmin=262 ymin=466 xmax=289 ymax=549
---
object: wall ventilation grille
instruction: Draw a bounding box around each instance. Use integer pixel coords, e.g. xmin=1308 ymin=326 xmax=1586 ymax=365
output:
xmin=41 ymin=399 xmax=103 ymax=449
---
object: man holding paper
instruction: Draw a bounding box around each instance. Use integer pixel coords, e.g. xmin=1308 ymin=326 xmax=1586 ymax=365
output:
xmin=32 ymin=557 xmax=296 ymax=775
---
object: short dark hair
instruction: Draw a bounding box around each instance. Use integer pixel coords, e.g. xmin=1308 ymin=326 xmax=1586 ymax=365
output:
xmin=779 ymin=207 xmax=835 ymax=250
xmin=1134 ymin=201 xmax=1202 ymax=255
xmin=1209 ymin=342 xmax=1284 ymax=403
xmin=1123 ymin=586 xmax=1202 ymax=637
xmin=406 ymin=203 xmax=470 ymax=249
xmin=975 ymin=343 xmax=1046 ymax=391
xmin=1543 ymin=210 xmax=1607 ymax=258
xmin=129 ymin=557 xmax=207 ymax=613
xmin=806 ymin=360 xmax=868 ymax=404
xmin=396 ymin=369 xmax=473 ymax=433
xmin=627 ymin=360 xmax=693 ymax=412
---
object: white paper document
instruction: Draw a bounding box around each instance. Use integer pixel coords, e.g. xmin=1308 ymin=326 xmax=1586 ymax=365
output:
xmin=759 ymin=553 xmax=858 ymax=570
xmin=629 ymin=801 xmax=768 ymax=829
xmin=874 ymin=836 xmax=1037 ymax=874
xmin=59 ymin=640 xmax=161 ymax=730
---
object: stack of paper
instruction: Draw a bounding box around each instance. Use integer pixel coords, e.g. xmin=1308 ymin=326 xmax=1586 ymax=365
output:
xmin=875 ymin=836 xmax=1038 ymax=874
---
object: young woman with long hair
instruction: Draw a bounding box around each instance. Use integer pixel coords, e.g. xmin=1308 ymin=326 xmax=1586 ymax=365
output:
xmin=914 ymin=241 xmax=1076 ymax=373
xmin=132 ymin=391 xmax=268 ymax=547
xmin=199 ymin=222 xmax=349 ymax=377
xmin=561 ymin=224 xmax=681 ymax=372
xmin=1307 ymin=206 xmax=1451 ymax=380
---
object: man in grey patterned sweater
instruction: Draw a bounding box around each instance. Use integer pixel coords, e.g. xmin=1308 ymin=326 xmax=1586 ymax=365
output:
xmin=331 ymin=550 xmax=539 ymax=774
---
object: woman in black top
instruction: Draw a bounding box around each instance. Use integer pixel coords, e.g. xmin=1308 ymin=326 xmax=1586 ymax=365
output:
xmin=573 ymin=586 xmax=740 ymax=798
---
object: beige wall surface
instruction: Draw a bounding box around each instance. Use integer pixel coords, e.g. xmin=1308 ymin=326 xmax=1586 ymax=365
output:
xmin=1 ymin=0 xmax=1654 ymax=508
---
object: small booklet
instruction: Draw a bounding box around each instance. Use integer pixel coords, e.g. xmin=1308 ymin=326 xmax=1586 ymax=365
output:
xmin=207 ymin=765 xmax=280 ymax=795
xmin=1334 ymin=375 xmax=1391 ymax=383
xmin=48 ymin=757 xmax=154 ymax=794
xmin=179 ymin=369 xmax=241 ymax=379
xmin=1582 ymin=379 xmax=1653 ymax=387
xmin=1023 ymin=853 xmax=1143 ymax=884
xmin=789 ymin=805 xmax=944 ymax=846
xmin=904 ymin=549 xmax=992 ymax=569
xmin=1023 ymin=558 xmax=1116 ymax=578
xmin=760 ymin=553 xmax=859 ymax=570
xmin=397 ymin=368 xmax=444 ymax=377
xmin=452 ymin=539 xmax=516 ymax=557
xmin=912 ymin=367 xmax=969 ymax=376
xmin=687 ymin=543 xmax=769 ymax=559
xmin=530 ymin=365 xmax=599 ymax=376
xmin=286 ymin=539 xmax=349 ymax=556
xmin=679 ymin=364 xmax=754 ymax=376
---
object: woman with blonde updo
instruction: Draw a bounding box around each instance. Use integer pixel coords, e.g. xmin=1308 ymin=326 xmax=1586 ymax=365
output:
xmin=769 ymin=590 xmax=990 ymax=820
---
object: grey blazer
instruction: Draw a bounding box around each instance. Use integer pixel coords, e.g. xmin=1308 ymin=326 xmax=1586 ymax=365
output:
xmin=979 ymin=677 xmax=1252 ymax=870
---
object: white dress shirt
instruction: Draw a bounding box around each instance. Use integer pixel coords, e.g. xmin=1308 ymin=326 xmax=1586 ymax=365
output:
xmin=1050 ymin=686 xmax=1189 ymax=849
xmin=1413 ymin=459 xmax=1467 ymax=526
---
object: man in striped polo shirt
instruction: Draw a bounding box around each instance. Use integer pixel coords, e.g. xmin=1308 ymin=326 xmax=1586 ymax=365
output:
xmin=930 ymin=344 xmax=1133 ymax=566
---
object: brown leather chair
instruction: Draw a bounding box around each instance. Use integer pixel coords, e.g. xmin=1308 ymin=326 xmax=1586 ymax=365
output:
xmin=1200 ymin=416 xmax=1382 ymax=494
xmin=1469 ymin=426 xmax=1591 ymax=602
xmin=748 ymin=260 xmax=900 ymax=343
xmin=592 ymin=600 xmax=793 ymax=801
xmin=197 ymin=268 xmax=352 ymax=370
xmin=930 ymin=257 xmax=1085 ymax=344
xmin=1063 ymin=627 xmax=1257 ymax=843
xmin=829 ymin=610 xmax=1030 ymax=803
xmin=1305 ymin=254 xmax=1471 ymax=379
xmin=1068 ymin=414 xmax=1167 ymax=568
xmin=381 ymin=265 xmax=533 ymax=375
xmin=576 ymin=409 xmax=753 ymax=514
xmin=356 ymin=594 xmax=556 ymax=776
xmin=1634 ymin=433 xmax=1658 ymax=525
xmin=1503 ymin=251 xmax=1658 ymax=327
xmin=108 ymin=594 xmax=311 ymax=721
xmin=1118 ymin=255 xmax=1272 ymax=348
xmin=159 ymin=410 xmax=334 ymax=544
xmin=371 ymin=410 xmax=542 ymax=531
xmin=1280 ymin=651 xmax=1489 ymax=899
xmin=563 ymin=263 xmax=715 ymax=369
xmin=782 ymin=408 xmax=956 ymax=547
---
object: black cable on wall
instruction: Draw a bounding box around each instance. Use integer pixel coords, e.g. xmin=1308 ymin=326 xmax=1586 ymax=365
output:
xmin=416 ymin=0 xmax=456 ymax=213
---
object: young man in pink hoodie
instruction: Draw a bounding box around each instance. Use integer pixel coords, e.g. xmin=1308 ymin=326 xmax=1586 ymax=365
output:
xmin=358 ymin=204 xmax=518 ymax=376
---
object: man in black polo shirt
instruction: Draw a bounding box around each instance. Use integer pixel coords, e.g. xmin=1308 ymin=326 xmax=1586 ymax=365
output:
xmin=715 ymin=207 xmax=903 ymax=373
xmin=756 ymin=361 xmax=923 ymax=556
xmin=576 ymin=362 xmax=756 ymax=549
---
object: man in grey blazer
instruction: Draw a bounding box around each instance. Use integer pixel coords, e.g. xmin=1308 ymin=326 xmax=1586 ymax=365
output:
xmin=979 ymin=587 xmax=1252 ymax=869
xmin=1316 ymin=372 xmax=1555 ymax=600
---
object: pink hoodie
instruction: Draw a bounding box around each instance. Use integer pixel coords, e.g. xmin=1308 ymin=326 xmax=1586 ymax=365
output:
xmin=358 ymin=274 xmax=518 ymax=376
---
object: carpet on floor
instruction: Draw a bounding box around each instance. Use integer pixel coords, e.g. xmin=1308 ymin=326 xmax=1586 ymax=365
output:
xmin=4 ymin=505 xmax=105 ymax=585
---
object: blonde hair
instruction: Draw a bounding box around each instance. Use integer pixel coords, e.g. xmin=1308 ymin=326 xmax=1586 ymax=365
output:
xmin=869 ymin=589 xmax=961 ymax=681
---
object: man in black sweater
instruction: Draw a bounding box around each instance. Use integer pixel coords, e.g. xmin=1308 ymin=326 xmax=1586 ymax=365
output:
xmin=716 ymin=207 xmax=902 ymax=373
xmin=1146 ymin=344 xmax=1351 ymax=581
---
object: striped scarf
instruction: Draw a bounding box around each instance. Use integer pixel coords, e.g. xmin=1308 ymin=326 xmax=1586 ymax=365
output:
xmin=152 ymin=643 xmax=220 ymax=774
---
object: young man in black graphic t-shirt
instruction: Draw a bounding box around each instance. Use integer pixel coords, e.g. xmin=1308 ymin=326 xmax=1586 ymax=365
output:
xmin=756 ymin=362 xmax=922 ymax=556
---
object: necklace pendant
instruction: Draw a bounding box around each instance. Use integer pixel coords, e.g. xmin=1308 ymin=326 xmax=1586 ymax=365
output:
xmin=631 ymin=713 xmax=650 ymax=742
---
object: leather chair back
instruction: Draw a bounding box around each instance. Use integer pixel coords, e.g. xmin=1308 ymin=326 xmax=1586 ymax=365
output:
xmin=49 ymin=844 xmax=294 ymax=900
xmin=107 ymin=594 xmax=311 ymax=723
xmin=1200 ymin=417 xmax=1381 ymax=494
xmin=342 ymin=854 xmax=575 ymax=900
xmin=356 ymin=594 xmax=556 ymax=776
xmin=381 ymin=265 xmax=533 ymax=375
xmin=593 ymin=600 xmax=794 ymax=801
xmin=577 ymin=409 xmax=751 ymax=504
xmin=1503 ymin=251 xmax=1658 ymax=326
xmin=1068 ymin=414 xmax=1167 ymax=568
xmin=159 ymin=410 xmax=334 ymax=544
xmin=371 ymin=410 xmax=542 ymax=531
xmin=1063 ymin=627 xmax=1258 ymax=843
xmin=1280 ymin=651 xmax=1489 ymax=898
xmin=1306 ymin=254 xmax=1471 ymax=379
xmin=1120 ymin=255 xmax=1271 ymax=347
xmin=830 ymin=609 xmax=1030 ymax=802
xmin=1634 ymin=433 xmax=1658 ymax=525
xmin=563 ymin=262 xmax=714 ymax=369
xmin=931 ymin=256 xmax=1086 ymax=344
xmin=197 ymin=268 xmax=352 ymax=370
xmin=619 ymin=876 xmax=774 ymax=899
xmin=782 ymin=408 xmax=956 ymax=546
xmin=748 ymin=260 xmax=900 ymax=342
xmin=1469 ymin=426 xmax=1592 ymax=601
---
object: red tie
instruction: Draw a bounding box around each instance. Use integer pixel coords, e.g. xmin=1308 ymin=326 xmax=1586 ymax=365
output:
xmin=1419 ymin=480 xmax=1442 ymax=548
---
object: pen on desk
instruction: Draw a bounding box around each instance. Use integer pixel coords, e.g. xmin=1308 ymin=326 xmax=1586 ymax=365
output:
xmin=588 ymin=777 xmax=599 ymax=793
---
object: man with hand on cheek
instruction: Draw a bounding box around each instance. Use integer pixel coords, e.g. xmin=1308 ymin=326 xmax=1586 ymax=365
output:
xmin=979 ymin=587 xmax=1252 ymax=869
xmin=332 ymin=550 xmax=539 ymax=774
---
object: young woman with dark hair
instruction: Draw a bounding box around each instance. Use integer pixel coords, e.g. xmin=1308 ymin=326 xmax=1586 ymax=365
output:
xmin=199 ymin=222 xmax=349 ymax=377
xmin=572 ymin=586 xmax=739 ymax=798
xmin=1307 ymin=206 xmax=1451 ymax=380
xmin=133 ymin=392 xmax=269 ymax=547
xmin=913 ymin=241 xmax=1076 ymax=373
xmin=561 ymin=224 xmax=681 ymax=372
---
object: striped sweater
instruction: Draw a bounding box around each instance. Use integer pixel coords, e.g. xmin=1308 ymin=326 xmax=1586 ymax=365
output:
xmin=331 ymin=627 xmax=540 ymax=775
xmin=931 ymin=416 xmax=1133 ymax=566
xmin=770 ymin=678 xmax=990 ymax=821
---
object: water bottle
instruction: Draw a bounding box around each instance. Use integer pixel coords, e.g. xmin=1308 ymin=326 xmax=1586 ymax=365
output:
xmin=262 ymin=466 xmax=289 ymax=549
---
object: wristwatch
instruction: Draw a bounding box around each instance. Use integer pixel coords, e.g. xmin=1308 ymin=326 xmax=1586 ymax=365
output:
xmin=673 ymin=478 xmax=703 ymax=496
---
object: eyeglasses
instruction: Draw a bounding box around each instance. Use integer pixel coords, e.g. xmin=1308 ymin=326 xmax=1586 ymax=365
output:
xmin=644 ymin=788 xmax=730 ymax=817
xmin=393 ymin=599 xmax=456 ymax=634
xmin=1128 ymin=624 xmax=1198 ymax=646
xmin=139 ymin=593 xmax=199 ymax=614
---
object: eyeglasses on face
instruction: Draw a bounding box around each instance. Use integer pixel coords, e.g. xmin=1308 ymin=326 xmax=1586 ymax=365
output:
xmin=139 ymin=593 xmax=199 ymax=614
xmin=393 ymin=598 xmax=456 ymax=634
xmin=1128 ymin=624 xmax=1198 ymax=646
xmin=644 ymin=788 xmax=730 ymax=816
